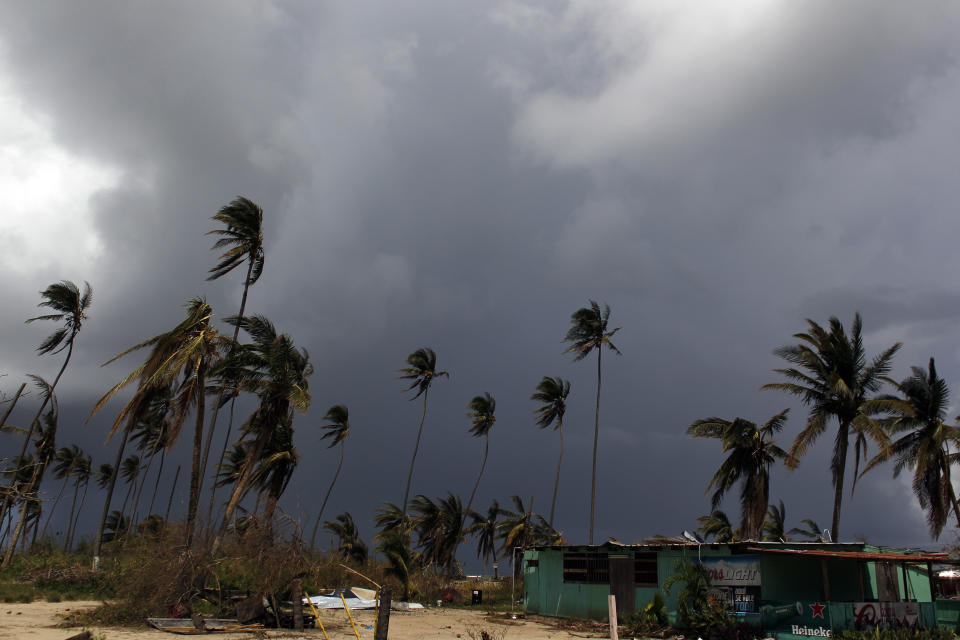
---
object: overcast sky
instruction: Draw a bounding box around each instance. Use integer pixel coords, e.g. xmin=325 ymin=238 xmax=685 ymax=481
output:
xmin=3 ymin=1 xmax=960 ymax=560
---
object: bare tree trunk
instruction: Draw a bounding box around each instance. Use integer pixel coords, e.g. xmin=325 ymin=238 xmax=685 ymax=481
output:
xmin=147 ymin=449 xmax=166 ymax=517
xmin=62 ymin=476 xmax=81 ymax=549
xmin=67 ymin=478 xmax=89 ymax=552
xmin=94 ymin=424 xmax=133 ymax=561
xmin=401 ymin=390 xmax=429 ymax=521
xmin=164 ymin=465 xmax=181 ymax=524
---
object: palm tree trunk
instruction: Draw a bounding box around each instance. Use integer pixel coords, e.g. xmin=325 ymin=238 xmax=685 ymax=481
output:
xmin=203 ymin=259 xmax=254 ymax=530
xmin=402 ymin=390 xmax=429 ymax=522
xmin=0 ymin=345 xmax=73 ymax=546
xmin=94 ymin=423 xmax=133 ymax=561
xmin=40 ymin=472 xmax=72 ymax=541
xmin=830 ymin=420 xmax=850 ymax=541
xmin=2 ymin=455 xmax=52 ymax=567
xmin=589 ymin=348 xmax=602 ymax=546
xmin=164 ymin=464 xmax=181 ymax=524
xmin=465 ymin=435 xmax=489 ymax=519
xmin=147 ymin=448 xmax=166 ymax=517
xmin=549 ymin=423 xmax=563 ymax=529
xmin=212 ymin=432 xmax=267 ymax=555
xmin=185 ymin=370 xmax=207 ymax=548
xmin=67 ymin=479 xmax=89 ymax=552
xmin=63 ymin=476 xmax=81 ymax=551
xmin=118 ymin=471 xmax=138 ymax=529
xmin=310 ymin=442 xmax=344 ymax=549
xmin=942 ymin=444 xmax=960 ymax=528
xmin=129 ymin=451 xmax=156 ymax=528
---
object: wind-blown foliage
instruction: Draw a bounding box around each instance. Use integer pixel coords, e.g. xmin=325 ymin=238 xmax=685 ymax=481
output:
xmin=763 ymin=313 xmax=900 ymax=540
xmin=696 ymin=510 xmax=737 ymax=543
xmin=861 ymin=358 xmax=960 ymax=538
xmin=323 ymin=512 xmax=368 ymax=564
xmin=687 ymin=410 xmax=789 ymax=540
xmin=310 ymin=404 xmax=351 ymax=549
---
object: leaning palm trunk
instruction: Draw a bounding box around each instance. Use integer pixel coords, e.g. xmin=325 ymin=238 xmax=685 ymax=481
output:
xmin=464 ymin=435 xmax=490 ymax=520
xmin=549 ymin=423 xmax=563 ymax=529
xmin=2 ymin=459 xmax=49 ymax=567
xmin=185 ymin=373 xmax=207 ymax=548
xmin=40 ymin=469 xmax=73 ymax=540
xmin=588 ymin=348 xmax=602 ymax=546
xmin=128 ymin=451 xmax=157 ymax=531
xmin=146 ymin=448 xmax=167 ymax=518
xmin=212 ymin=433 xmax=267 ymax=555
xmin=310 ymin=442 xmax=344 ymax=549
xmin=202 ymin=258 xmax=254 ymax=531
xmin=401 ymin=390 xmax=429 ymax=521
xmin=93 ymin=425 xmax=133 ymax=561
xmin=66 ymin=478 xmax=88 ymax=552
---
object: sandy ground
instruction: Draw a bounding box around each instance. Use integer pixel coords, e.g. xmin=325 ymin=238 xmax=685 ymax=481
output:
xmin=0 ymin=600 xmax=606 ymax=640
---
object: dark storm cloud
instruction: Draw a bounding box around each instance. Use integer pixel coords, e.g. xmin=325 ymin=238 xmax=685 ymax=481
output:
xmin=3 ymin=0 xmax=960 ymax=555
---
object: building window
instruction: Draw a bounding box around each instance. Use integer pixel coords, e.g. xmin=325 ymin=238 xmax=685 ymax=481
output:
xmin=635 ymin=552 xmax=658 ymax=586
xmin=563 ymin=552 xmax=609 ymax=584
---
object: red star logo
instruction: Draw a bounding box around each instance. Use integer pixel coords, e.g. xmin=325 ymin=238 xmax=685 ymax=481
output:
xmin=810 ymin=602 xmax=826 ymax=619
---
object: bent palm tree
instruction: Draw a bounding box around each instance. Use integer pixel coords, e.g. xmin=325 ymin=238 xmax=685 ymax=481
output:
xmin=204 ymin=197 xmax=265 ymax=524
xmin=91 ymin=299 xmax=221 ymax=555
xmin=310 ymin=405 xmax=351 ymax=549
xmin=696 ymin=510 xmax=737 ymax=542
xmin=324 ymin=512 xmax=368 ymax=564
xmin=464 ymin=393 xmax=496 ymax=519
xmin=763 ymin=313 xmax=900 ymax=540
xmin=687 ymin=410 xmax=789 ymax=540
xmin=531 ymin=376 xmax=570 ymax=529
xmin=1 ymin=281 xmax=91 ymax=539
xmin=564 ymin=301 xmax=621 ymax=545
xmin=466 ymin=499 xmax=500 ymax=567
xmin=213 ymin=315 xmax=312 ymax=553
xmin=65 ymin=454 xmax=91 ymax=551
xmin=763 ymin=500 xmax=787 ymax=541
xmin=398 ymin=348 xmax=448 ymax=522
xmin=861 ymin=358 xmax=960 ymax=538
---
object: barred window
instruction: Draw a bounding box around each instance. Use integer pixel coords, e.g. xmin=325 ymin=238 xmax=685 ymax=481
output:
xmin=634 ymin=553 xmax=658 ymax=586
xmin=563 ymin=552 xmax=609 ymax=584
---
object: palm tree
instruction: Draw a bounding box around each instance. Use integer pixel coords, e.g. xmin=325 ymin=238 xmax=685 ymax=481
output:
xmin=531 ymin=376 xmax=570 ymax=529
xmin=563 ymin=300 xmax=621 ymax=545
xmin=117 ymin=455 xmax=141 ymax=527
xmin=763 ymin=500 xmax=787 ymax=541
xmin=466 ymin=499 xmax=500 ymax=567
xmin=376 ymin=528 xmax=413 ymax=601
xmin=310 ymin=405 xmax=351 ymax=549
xmin=1 ymin=281 xmax=91 ymax=543
xmin=91 ymin=299 xmax=221 ymax=555
xmin=696 ymin=510 xmax=737 ymax=542
xmin=203 ymin=197 xmax=265 ymax=523
xmin=464 ymin=393 xmax=496 ymax=521
xmin=411 ymin=493 xmax=464 ymax=574
xmin=789 ymin=518 xmax=825 ymax=541
xmin=324 ymin=512 xmax=368 ymax=564
xmin=250 ymin=422 xmax=299 ymax=537
xmin=39 ymin=445 xmax=82 ymax=540
xmin=65 ymin=454 xmax=91 ymax=551
xmin=398 ymin=348 xmax=448 ymax=521
xmin=763 ymin=313 xmax=900 ymax=540
xmin=687 ymin=410 xmax=789 ymax=540
xmin=860 ymin=358 xmax=960 ymax=538
xmin=213 ymin=315 xmax=312 ymax=553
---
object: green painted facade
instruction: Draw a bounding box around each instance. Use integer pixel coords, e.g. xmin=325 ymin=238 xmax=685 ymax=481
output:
xmin=522 ymin=541 xmax=952 ymax=637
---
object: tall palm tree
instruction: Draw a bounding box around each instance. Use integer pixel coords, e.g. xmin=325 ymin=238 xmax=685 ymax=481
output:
xmin=564 ymin=300 xmax=620 ymax=545
xmin=531 ymin=376 xmax=570 ymax=529
xmin=91 ymin=299 xmax=221 ymax=555
xmin=861 ymin=358 xmax=960 ymax=538
xmin=398 ymin=348 xmax=448 ymax=522
xmin=1 ymin=281 xmax=91 ymax=539
xmin=212 ymin=315 xmax=312 ymax=553
xmin=310 ymin=405 xmax=351 ymax=549
xmin=763 ymin=313 xmax=900 ymax=540
xmin=203 ymin=197 xmax=265 ymax=523
xmin=464 ymin=393 xmax=496 ymax=520
xmin=687 ymin=410 xmax=789 ymax=540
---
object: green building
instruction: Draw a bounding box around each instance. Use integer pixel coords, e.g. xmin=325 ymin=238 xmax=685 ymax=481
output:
xmin=522 ymin=541 xmax=959 ymax=637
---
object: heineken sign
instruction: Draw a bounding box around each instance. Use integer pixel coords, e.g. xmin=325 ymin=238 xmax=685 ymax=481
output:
xmin=767 ymin=601 xmax=831 ymax=639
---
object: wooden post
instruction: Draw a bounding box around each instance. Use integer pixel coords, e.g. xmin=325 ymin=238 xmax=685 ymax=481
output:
xmin=608 ymin=594 xmax=619 ymax=640
xmin=291 ymin=578 xmax=304 ymax=630
xmin=375 ymin=586 xmax=392 ymax=640
xmin=927 ymin=561 xmax=937 ymax=601
xmin=901 ymin=562 xmax=909 ymax=602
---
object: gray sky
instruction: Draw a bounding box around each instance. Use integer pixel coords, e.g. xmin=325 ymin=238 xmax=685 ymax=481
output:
xmin=3 ymin=1 xmax=960 ymax=558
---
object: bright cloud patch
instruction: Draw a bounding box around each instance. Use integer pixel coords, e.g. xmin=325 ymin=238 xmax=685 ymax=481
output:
xmin=0 ymin=72 xmax=118 ymax=276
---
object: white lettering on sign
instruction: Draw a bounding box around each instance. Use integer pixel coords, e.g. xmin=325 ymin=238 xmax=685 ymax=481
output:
xmin=700 ymin=557 xmax=762 ymax=586
xmin=791 ymin=625 xmax=832 ymax=637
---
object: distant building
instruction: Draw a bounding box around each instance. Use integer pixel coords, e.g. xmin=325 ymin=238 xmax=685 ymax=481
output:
xmin=522 ymin=540 xmax=960 ymax=637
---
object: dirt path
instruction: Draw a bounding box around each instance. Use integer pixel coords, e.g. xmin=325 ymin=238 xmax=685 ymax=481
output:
xmin=0 ymin=600 xmax=605 ymax=639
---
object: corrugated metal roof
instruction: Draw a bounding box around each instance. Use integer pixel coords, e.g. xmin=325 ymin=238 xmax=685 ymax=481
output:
xmin=744 ymin=546 xmax=951 ymax=562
